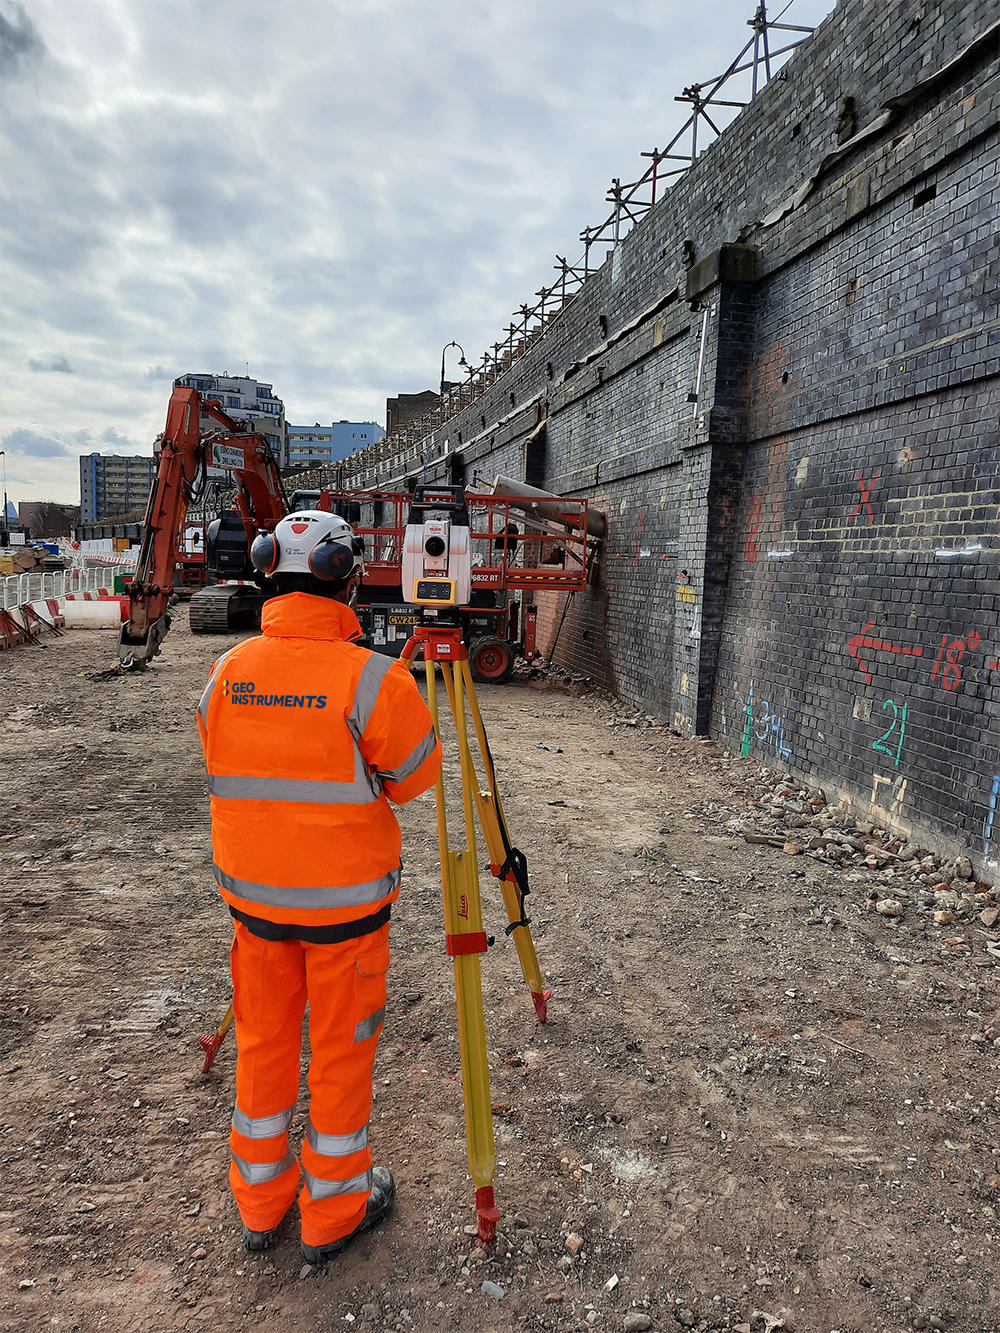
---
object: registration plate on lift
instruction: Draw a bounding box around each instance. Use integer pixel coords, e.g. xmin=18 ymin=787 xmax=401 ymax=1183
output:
xmin=366 ymin=604 xmax=419 ymax=655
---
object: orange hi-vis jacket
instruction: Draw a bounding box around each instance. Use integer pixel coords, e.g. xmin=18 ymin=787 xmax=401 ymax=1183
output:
xmin=197 ymin=593 xmax=442 ymax=929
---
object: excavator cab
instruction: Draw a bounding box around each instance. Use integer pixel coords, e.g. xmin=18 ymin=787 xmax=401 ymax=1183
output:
xmin=206 ymin=511 xmax=257 ymax=582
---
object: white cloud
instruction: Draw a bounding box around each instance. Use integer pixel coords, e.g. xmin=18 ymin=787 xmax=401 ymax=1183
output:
xmin=0 ymin=0 xmax=834 ymax=506
xmin=27 ymin=354 xmax=73 ymax=373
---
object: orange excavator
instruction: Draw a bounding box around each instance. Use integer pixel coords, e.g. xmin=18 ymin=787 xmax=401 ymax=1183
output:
xmin=117 ymin=385 xmax=289 ymax=667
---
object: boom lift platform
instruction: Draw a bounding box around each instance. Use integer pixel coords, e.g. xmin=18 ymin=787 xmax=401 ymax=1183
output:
xmin=315 ymin=483 xmax=602 ymax=682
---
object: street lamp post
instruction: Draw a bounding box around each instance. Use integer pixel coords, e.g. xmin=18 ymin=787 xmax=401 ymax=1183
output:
xmin=439 ymin=340 xmax=467 ymax=428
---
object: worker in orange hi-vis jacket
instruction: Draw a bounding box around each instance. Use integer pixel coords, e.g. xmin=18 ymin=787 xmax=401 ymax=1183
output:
xmin=196 ymin=509 xmax=442 ymax=1266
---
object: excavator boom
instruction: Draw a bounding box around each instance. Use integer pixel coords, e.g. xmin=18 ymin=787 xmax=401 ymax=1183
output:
xmin=118 ymin=385 xmax=287 ymax=667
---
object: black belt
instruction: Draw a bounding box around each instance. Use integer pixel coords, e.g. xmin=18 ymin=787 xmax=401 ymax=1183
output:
xmin=230 ymin=903 xmax=391 ymax=944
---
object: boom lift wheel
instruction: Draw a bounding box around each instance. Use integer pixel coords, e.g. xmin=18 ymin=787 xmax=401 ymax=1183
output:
xmin=468 ymin=635 xmax=515 ymax=684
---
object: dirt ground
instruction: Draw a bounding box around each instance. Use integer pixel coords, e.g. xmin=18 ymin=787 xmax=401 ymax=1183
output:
xmin=1 ymin=612 xmax=998 ymax=1333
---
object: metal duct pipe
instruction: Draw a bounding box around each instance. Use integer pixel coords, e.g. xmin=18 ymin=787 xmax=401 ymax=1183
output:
xmin=489 ymin=474 xmax=606 ymax=538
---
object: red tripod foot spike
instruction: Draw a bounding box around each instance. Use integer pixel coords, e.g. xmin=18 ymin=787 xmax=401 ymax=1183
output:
xmin=198 ymin=1031 xmax=225 ymax=1073
xmin=531 ymin=990 xmax=552 ymax=1025
xmin=475 ymin=1186 xmax=500 ymax=1244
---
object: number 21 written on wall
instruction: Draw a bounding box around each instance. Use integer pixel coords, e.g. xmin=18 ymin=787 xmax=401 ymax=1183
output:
xmin=871 ymin=698 xmax=907 ymax=768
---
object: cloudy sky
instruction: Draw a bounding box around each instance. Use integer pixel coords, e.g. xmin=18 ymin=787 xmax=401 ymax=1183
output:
xmin=0 ymin=0 xmax=834 ymax=506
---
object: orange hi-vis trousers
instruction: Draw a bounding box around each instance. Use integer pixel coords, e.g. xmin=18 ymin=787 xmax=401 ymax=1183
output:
xmin=227 ymin=920 xmax=390 ymax=1247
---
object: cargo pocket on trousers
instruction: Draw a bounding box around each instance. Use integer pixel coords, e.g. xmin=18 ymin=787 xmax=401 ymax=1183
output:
xmin=352 ymin=933 xmax=390 ymax=1043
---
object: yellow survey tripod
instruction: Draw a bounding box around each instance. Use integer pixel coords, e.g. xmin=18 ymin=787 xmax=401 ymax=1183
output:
xmin=400 ymin=623 xmax=550 ymax=1243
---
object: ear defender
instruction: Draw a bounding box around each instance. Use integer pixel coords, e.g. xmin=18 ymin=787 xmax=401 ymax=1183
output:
xmin=308 ymin=537 xmax=355 ymax=582
xmin=250 ymin=532 xmax=279 ymax=575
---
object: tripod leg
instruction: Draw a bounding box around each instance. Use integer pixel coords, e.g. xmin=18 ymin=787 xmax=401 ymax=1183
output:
xmin=459 ymin=659 xmax=552 ymax=1024
xmin=429 ymin=659 xmax=499 ymax=1243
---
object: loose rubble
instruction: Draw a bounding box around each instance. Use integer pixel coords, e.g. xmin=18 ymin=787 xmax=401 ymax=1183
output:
xmin=722 ymin=771 xmax=998 ymax=968
xmin=2 ymin=624 xmax=997 ymax=1333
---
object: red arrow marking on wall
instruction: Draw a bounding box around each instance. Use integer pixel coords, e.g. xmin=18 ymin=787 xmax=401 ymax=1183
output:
xmin=848 ymin=620 xmax=924 ymax=684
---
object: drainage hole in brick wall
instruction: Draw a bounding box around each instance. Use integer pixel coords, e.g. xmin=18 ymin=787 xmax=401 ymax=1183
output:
xmin=913 ymin=182 xmax=937 ymax=209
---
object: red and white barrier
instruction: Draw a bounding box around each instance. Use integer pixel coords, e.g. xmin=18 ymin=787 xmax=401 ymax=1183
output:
xmin=62 ymin=593 xmax=127 ymax=627
xmin=0 ymin=588 xmax=125 ymax=649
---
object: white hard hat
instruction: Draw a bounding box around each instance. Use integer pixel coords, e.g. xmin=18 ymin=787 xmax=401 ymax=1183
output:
xmin=250 ymin=509 xmax=363 ymax=582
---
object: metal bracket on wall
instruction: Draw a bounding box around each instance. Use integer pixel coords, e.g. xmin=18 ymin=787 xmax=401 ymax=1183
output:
xmin=689 ymin=306 xmax=714 ymax=417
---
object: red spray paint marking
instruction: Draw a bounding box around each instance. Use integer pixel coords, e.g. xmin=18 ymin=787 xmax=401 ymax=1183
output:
xmin=848 ymin=470 xmax=881 ymax=525
xmin=744 ymin=489 xmax=765 ymax=563
xmin=633 ymin=506 xmax=648 ymax=563
xmin=931 ymin=630 xmax=980 ymax=692
xmin=848 ymin=619 xmax=924 ymax=684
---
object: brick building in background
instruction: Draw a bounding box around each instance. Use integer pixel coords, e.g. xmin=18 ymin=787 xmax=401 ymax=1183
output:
xmin=18 ymin=500 xmax=79 ymax=538
xmin=385 ymin=389 xmax=442 ymax=436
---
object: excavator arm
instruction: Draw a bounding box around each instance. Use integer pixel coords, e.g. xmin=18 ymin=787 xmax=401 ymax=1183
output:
xmin=118 ymin=385 xmax=287 ymax=667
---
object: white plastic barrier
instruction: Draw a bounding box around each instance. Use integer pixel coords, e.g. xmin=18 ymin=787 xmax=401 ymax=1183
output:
xmin=1 ymin=567 xmax=124 ymax=610
xmin=1 ymin=563 xmax=127 ymax=611
xmin=62 ymin=598 xmax=124 ymax=628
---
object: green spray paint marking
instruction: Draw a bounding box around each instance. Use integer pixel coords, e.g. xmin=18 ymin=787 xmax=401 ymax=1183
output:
xmin=740 ymin=681 xmax=754 ymax=757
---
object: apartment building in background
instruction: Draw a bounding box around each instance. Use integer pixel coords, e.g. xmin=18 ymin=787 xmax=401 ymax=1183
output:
xmin=79 ymin=453 xmax=156 ymax=523
xmin=175 ymin=371 xmax=286 ymax=464
xmin=287 ymin=420 xmax=385 ymax=468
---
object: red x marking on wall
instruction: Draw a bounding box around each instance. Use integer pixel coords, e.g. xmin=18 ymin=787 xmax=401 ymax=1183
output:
xmin=848 ymin=469 xmax=881 ymax=525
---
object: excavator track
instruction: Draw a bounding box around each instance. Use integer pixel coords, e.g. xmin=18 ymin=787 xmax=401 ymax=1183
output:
xmin=189 ymin=584 xmax=261 ymax=635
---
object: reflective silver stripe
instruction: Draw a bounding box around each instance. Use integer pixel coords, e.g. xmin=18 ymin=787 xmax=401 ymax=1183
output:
xmin=208 ymin=769 xmax=376 ymax=805
xmin=209 ymin=743 xmax=379 ymax=805
xmin=306 ymin=1121 xmax=368 ymax=1158
xmin=230 ymin=1150 xmax=295 ymax=1185
xmin=214 ymin=862 xmax=401 ymax=912
xmin=303 ymin=1167 xmax=372 ymax=1201
xmin=232 ymin=1103 xmax=295 ymax=1140
xmin=347 ymin=652 xmax=395 ymax=742
xmin=197 ymin=649 xmax=238 ymax=726
xmin=379 ymin=727 xmax=438 ymax=785
xmin=353 ymin=1006 xmax=386 ymax=1043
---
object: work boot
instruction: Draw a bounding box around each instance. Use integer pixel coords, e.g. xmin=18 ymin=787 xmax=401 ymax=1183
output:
xmin=242 ymin=1206 xmax=291 ymax=1253
xmin=301 ymin=1167 xmax=396 ymax=1266
xmin=242 ymin=1222 xmax=282 ymax=1253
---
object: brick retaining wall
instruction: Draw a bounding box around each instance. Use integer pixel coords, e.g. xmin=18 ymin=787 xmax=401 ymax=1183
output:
xmin=331 ymin=0 xmax=998 ymax=873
